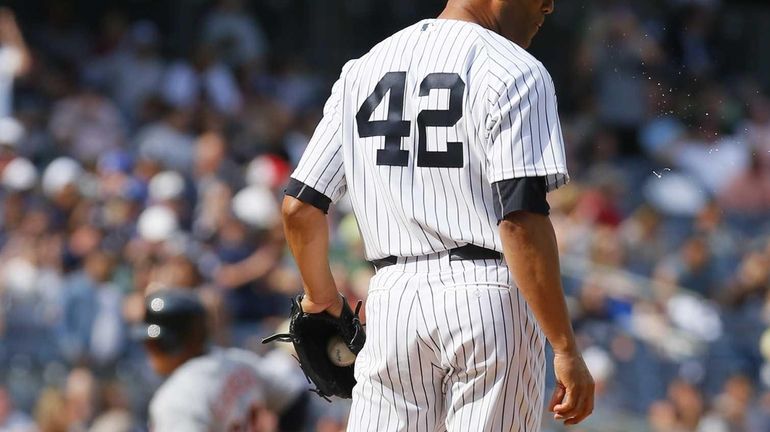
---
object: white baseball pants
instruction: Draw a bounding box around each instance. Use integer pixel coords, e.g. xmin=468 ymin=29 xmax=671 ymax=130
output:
xmin=347 ymin=252 xmax=546 ymax=432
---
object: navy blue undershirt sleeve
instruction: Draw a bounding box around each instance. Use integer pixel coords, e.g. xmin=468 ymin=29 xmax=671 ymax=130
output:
xmin=492 ymin=176 xmax=550 ymax=222
xmin=284 ymin=178 xmax=332 ymax=214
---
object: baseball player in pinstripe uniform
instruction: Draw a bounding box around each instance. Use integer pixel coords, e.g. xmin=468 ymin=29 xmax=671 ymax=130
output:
xmin=282 ymin=0 xmax=595 ymax=430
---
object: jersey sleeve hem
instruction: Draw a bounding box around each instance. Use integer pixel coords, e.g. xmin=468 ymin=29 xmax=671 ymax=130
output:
xmin=488 ymin=166 xmax=570 ymax=193
xmin=284 ymin=178 xmax=332 ymax=214
xmin=492 ymin=177 xmax=550 ymax=223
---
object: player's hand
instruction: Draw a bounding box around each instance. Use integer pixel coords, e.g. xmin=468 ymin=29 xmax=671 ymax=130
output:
xmin=548 ymin=350 xmax=595 ymax=425
xmin=300 ymin=292 xmax=344 ymax=317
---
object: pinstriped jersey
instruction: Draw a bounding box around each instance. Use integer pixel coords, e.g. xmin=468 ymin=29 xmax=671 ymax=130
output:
xmin=291 ymin=19 xmax=569 ymax=260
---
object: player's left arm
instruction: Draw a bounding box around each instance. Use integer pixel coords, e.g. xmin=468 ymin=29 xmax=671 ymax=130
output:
xmin=486 ymin=62 xmax=594 ymax=425
xmin=282 ymin=65 xmax=351 ymax=317
xmin=485 ymin=62 xmax=569 ymax=192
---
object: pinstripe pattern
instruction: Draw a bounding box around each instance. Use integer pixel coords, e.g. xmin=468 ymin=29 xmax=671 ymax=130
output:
xmin=291 ymin=18 xmax=566 ymax=432
xmin=348 ymin=254 xmax=545 ymax=432
xmin=291 ymin=19 xmax=568 ymax=261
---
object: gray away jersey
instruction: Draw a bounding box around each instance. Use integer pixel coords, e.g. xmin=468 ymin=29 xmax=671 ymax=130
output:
xmin=292 ymin=19 xmax=569 ymax=260
xmin=149 ymin=348 xmax=306 ymax=432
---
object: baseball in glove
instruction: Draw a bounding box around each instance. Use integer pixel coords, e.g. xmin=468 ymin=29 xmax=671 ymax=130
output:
xmin=262 ymin=295 xmax=365 ymax=400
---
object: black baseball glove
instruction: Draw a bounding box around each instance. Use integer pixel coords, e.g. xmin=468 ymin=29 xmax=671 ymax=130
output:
xmin=262 ymin=295 xmax=365 ymax=400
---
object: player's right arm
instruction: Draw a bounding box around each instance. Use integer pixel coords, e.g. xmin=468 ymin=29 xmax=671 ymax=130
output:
xmin=485 ymin=62 xmax=594 ymax=425
xmin=282 ymin=65 xmax=351 ymax=317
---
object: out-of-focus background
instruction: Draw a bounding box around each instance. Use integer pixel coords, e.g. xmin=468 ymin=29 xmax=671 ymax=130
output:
xmin=0 ymin=0 xmax=768 ymax=430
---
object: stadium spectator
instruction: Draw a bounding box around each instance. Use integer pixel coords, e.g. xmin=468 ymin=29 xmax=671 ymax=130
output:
xmin=32 ymin=388 xmax=67 ymax=432
xmin=718 ymin=152 xmax=770 ymax=215
xmin=161 ymin=43 xmax=243 ymax=116
xmin=0 ymin=385 xmax=35 ymax=431
xmin=48 ymin=78 xmax=126 ymax=164
xmin=134 ymin=104 xmax=195 ymax=174
xmin=0 ymin=8 xmax=30 ymax=118
xmin=88 ymin=20 xmax=165 ymax=123
xmin=202 ymin=0 xmax=268 ymax=70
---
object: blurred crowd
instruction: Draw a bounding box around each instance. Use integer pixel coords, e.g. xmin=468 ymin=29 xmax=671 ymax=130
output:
xmin=0 ymin=0 xmax=767 ymax=431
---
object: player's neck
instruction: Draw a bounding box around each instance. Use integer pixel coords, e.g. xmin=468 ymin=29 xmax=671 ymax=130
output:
xmin=438 ymin=2 xmax=501 ymax=35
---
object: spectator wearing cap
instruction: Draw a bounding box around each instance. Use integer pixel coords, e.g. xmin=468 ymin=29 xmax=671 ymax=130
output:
xmin=148 ymin=170 xmax=192 ymax=231
xmin=41 ymin=157 xmax=83 ymax=229
xmin=2 ymin=157 xmax=36 ymax=194
xmin=136 ymin=205 xmax=179 ymax=245
xmin=148 ymin=170 xmax=185 ymax=203
xmin=231 ymin=185 xmax=279 ymax=232
xmin=245 ymin=154 xmax=290 ymax=191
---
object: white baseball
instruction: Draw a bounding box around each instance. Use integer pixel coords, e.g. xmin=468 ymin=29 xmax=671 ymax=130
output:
xmin=327 ymin=336 xmax=357 ymax=367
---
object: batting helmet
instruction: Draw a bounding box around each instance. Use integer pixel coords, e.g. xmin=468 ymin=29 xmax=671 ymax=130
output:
xmin=132 ymin=289 xmax=207 ymax=353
